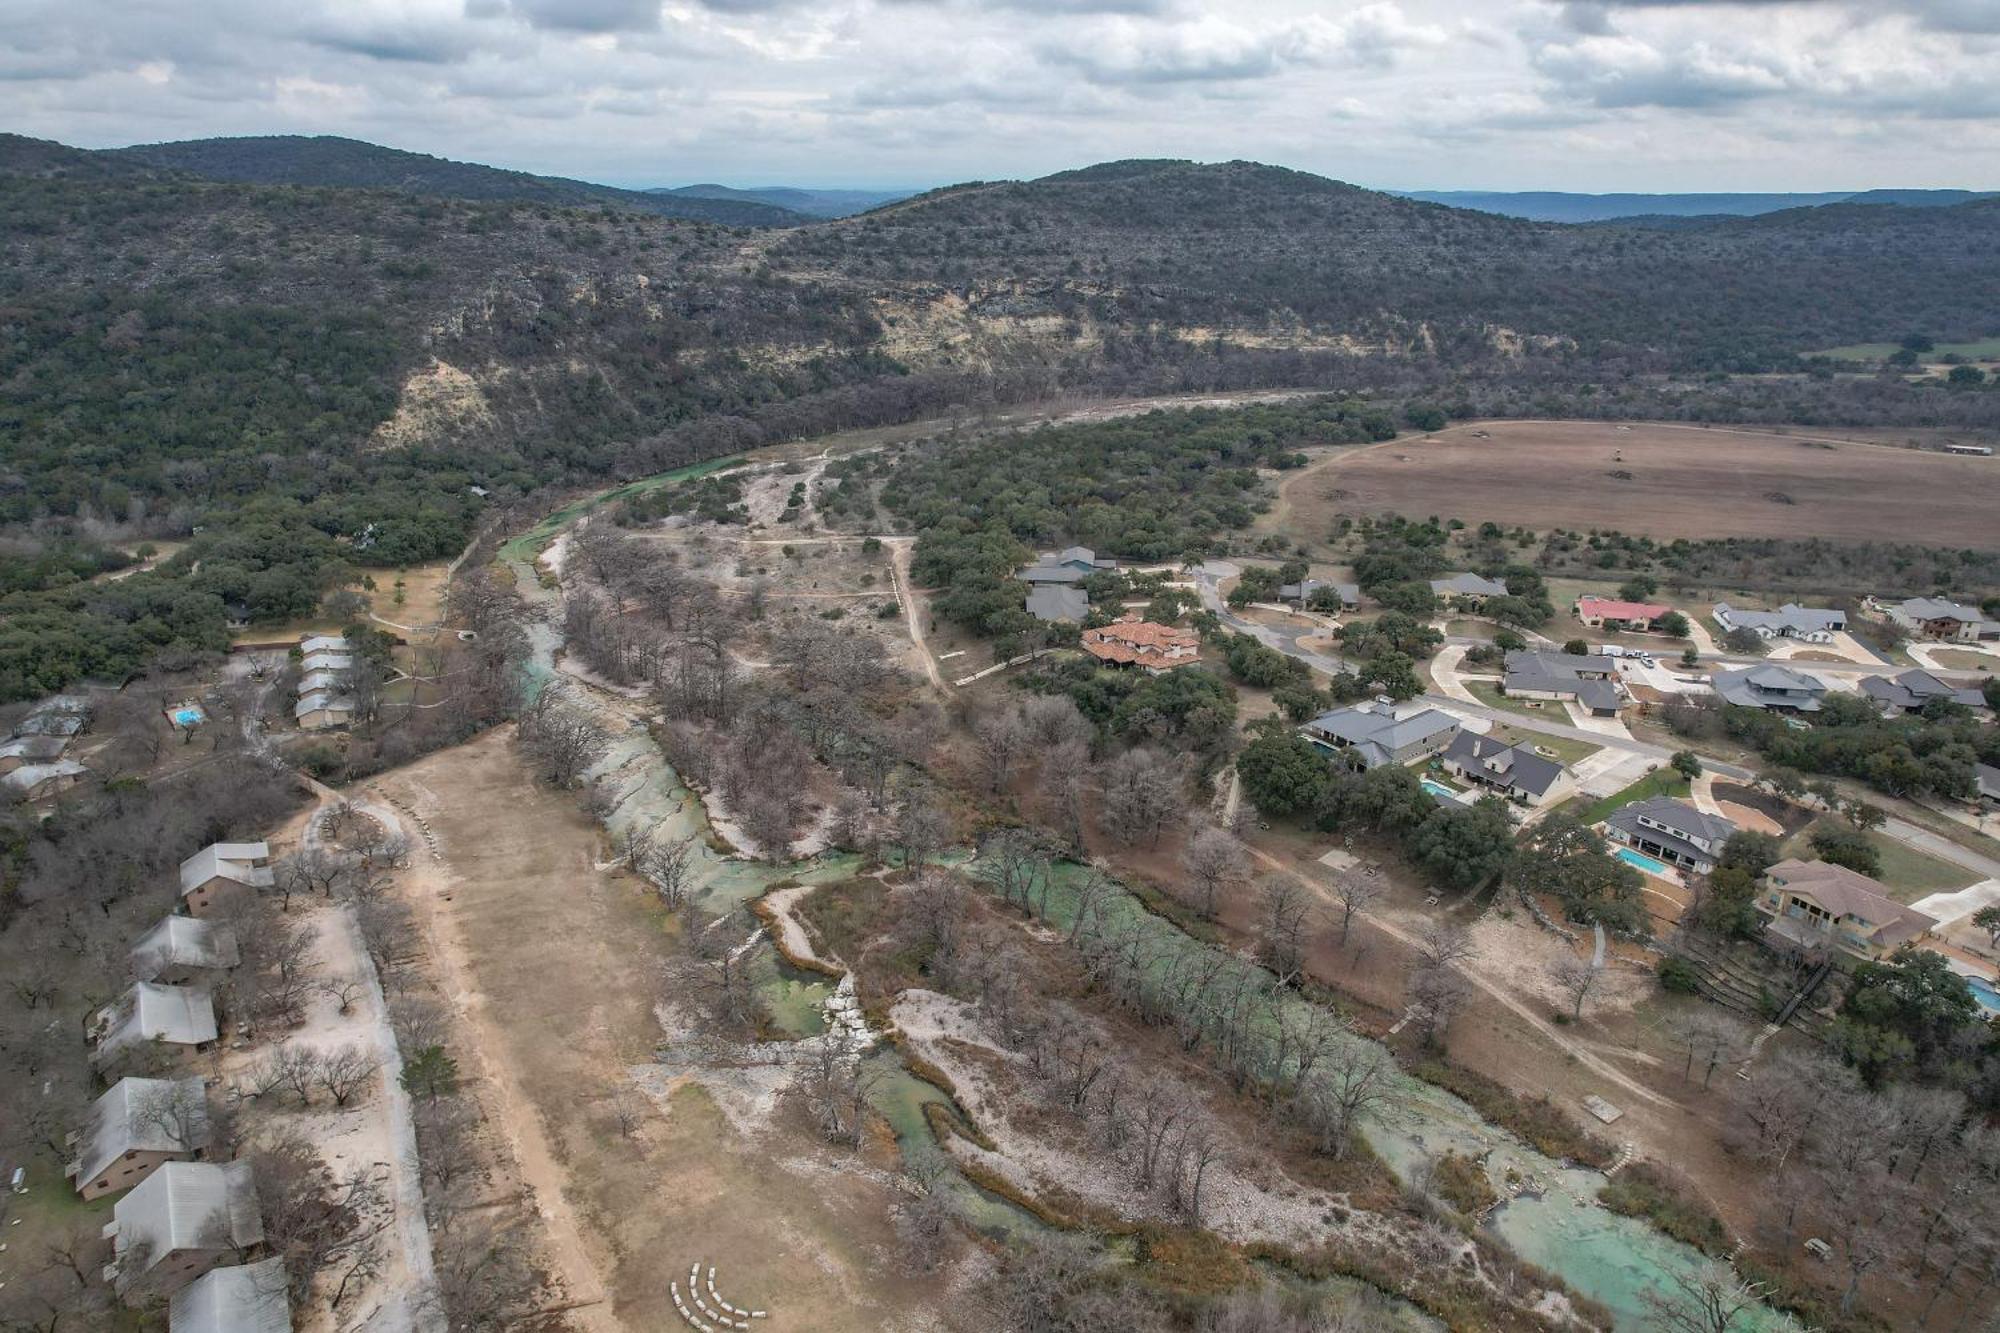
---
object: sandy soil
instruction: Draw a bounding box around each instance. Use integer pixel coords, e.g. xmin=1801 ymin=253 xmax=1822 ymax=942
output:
xmin=1280 ymin=419 xmax=2000 ymax=548
xmin=369 ymin=729 xmax=956 ymax=1333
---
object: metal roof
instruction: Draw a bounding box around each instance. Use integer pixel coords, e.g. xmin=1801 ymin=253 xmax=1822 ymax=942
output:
xmin=179 ymin=843 xmax=273 ymax=896
xmin=132 ymin=917 xmax=240 ymax=980
xmin=71 ymin=1076 xmax=210 ymax=1191
xmin=101 ymin=983 xmax=219 ymax=1053
xmin=169 ymin=1257 xmax=292 ymax=1333
xmin=112 ymin=1161 xmax=262 ymax=1273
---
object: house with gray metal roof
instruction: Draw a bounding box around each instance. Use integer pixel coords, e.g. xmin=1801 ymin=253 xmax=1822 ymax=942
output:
xmin=1017 ymin=546 xmax=1117 ymax=587
xmin=1711 ymin=664 xmax=1828 ymax=713
xmin=294 ymin=690 xmax=356 ymax=731
xmin=1430 ymin=572 xmax=1510 ymax=604
xmin=132 ymin=917 xmax=241 ymax=985
xmin=169 ymin=1257 xmax=292 ymax=1333
xmin=298 ymin=635 xmax=350 ymax=656
xmin=1886 ymin=597 xmax=2000 ymax=643
xmin=93 ymin=983 xmax=220 ymax=1061
xmin=13 ymin=695 xmax=92 ymax=738
xmin=1439 ymin=733 xmax=1571 ymax=807
xmin=1978 ymin=763 xmax=2000 ymax=805
xmin=68 ymin=1076 xmax=211 ymax=1200
xmin=1025 ymin=584 xmax=1090 ymax=623
xmin=0 ymin=758 xmax=88 ymax=800
xmin=1858 ymin=669 xmax=1988 ymax=716
xmin=179 ymin=843 xmax=273 ymax=916
xmin=0 ymin=733 xmax=69 ymax=774
xmin=1278 ymin=579 xmax=1360 ymax=611
xmin=1301 ymin=704 xmax=1460 ymax=770
xmin=1604 ymin=796 xmax=1737 ymax=875
xmin=1502 ymin=649 xmax=1624 ymax=715
xmin=104 ymin=1160 xmax=262 ymax=1294
xmin=1712 ymin=602 xmax=1846 ymax=642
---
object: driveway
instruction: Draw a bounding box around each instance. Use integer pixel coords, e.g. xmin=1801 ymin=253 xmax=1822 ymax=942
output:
xmin=1427 ymin=644 xmax=1485 ymax=705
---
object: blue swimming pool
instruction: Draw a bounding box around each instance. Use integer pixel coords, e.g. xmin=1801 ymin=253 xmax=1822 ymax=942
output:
xmin=1969 ymin=974 xmax=2000 ymax=1016
xmin=170 ymin=706 xmax=205 ymax=727
xmin=1421 ymin=778 xmax=1461 ymax=802
xmin=1614 ymin=846 xmax=1672 ymax=877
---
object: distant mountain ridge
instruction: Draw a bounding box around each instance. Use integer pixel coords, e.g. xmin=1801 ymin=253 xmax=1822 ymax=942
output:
xmin=1399 ymin=187 xmax=1997 ymax=223
xmin=99 ymin=135 xmax=810 ymax=226
xmin=652 ymin=183 xmax=915 ymax=218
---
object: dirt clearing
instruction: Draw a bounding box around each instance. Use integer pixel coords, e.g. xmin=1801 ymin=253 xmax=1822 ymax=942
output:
xmin=1280 ymin=420 xmax=2000 ymax=548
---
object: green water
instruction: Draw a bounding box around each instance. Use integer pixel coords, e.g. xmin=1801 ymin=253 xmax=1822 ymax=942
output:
xmin=997 ymin=857 xmax=1797 ymax=1332
xmin=498 ymin=454 xmax=747 ymax=563
xmin=752 ymin=950 xmax=833 ymax=1038
xmin=859 ymin=1050 xmax=1049 ymax=1242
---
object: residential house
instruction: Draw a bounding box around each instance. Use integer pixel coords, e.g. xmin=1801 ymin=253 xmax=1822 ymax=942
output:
xmin=1080 ymin=618 xmax=1200 ymax=673
xmin=1302 ymin=704 xmax=1460 ymax=770
xmin=104 ymin=1160 xmax=262 ymax=1295
xmin=294 ymin=690 xmax=356 ymax=732
xmin=1757 ymin=858 xmax=1938 ymax=963
xmin=298 ymin=651 xmax=353 ymax=677
xmin=169 ymin=1257 xmax=292 ymax=1333
xmin=92 ymin=983 xmax=220 ymax=1061
xmin=1279 ymin=579 xmax=1360 ymax=611
xmin=1603 ymin=796 xmax=1737 ymax=875
xmin=132 ymin=917 xmax=241 ymax=986
xmin=67 ymin=1076 xmax=211 ymax=1200
xmin=1 ymin=759 xmax=88 ymax=800
xmin=298 ymin=635 xmax=350 ymax=656
xmin=1976 ymin=763 xmax=2000 ymax=806
xmin=0 ymin=733 xmax=69 ymax=774
xmin=1025 ymin=584 xmax=1090 ymax=623
xmin=1429 ymin=572 xmax=1510 ymax=607
xmin=1711 ymin=664 xmax=1828 ymax=714
xmin=1886 ymin=597 xmax=2000 ymax=643
xmin=179 ymin=843 xmax=273 ymax=916
xmin=1574 ymin=596 xmax=1672 ymax=631
xmin=1502 ymin=649 xmax=1624 ymax=715
xmin=14 ymin=695 xmax=92 ymax=737
xmin=1016 ymin=546 xmax=1117 ymax=586
xmin=1438 ymin=733 xmax=1571 ymax=807
xmin=1712 ymin=602 xmax=1846 ymax=642
xmin=1858 ymin=668 xmax=1989 ymax=716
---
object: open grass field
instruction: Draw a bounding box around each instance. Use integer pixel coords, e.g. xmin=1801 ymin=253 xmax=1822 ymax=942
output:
xmin=1278 ymin=420 xmax=2000 ymax=549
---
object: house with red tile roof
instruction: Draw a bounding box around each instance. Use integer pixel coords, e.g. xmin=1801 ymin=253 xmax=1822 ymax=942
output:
xmin=1081 ymin=617 xmax=1200 ymax=674
xmin=1574 ymin=596 xmax=1672 ymax=631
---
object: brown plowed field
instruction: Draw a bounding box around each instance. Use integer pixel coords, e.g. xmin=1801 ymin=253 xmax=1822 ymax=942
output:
xmin=1283 ymin=420 xmax=2000 ymax=548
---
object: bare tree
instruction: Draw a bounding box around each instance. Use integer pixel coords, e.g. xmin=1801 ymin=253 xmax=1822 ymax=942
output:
xmin=277 ymin=846 xmax=357 ymax=903
xmin=315 ymin=1044 xmax=384 ymax=1107
xmin=1330 ymin=871 xmax=1386 ymax=943
xmin=129 ymin=1078 xmax=209 ymax=1153
xmin=1407 ymin=963 xmax=1472 ymax=1048
xmin=895 ymin=794 xmax=952 ymax=869
xmin=1179 ymin=825 xmax=1247 ymax=920
xmin=1255 ymin=876 xmax=1314 ymax=988
xmin=1640 ymin=1261 xmax=1774 ymax=1333
xmin=973 ymin=708 xmax=1030 ymax=794
xmin=1098 ymin=748 xmax=1183 ymax=848
xmin=1549 ymin=955 xmax=1601 ymax=1021
xmin=627 ymin=826 xmax=699 ymax=906
xmin=318 ymin=974 xmax=368 ymax=1016
xmin=1416 ymin=918 xmax=1476 ymax=971
xmin=519 ymin=687 xmax=610 ymax=789
xmin=1301 ymin=1042 xmax=1396 ymax=1160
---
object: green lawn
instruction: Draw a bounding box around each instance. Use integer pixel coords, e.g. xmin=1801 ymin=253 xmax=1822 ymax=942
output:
xmin=1465 ymin=680 xmax=1550 ymax=721
xmin=1777 ymin=819 xmax=1975 ymax=903
xmin=1486 ymin=723 xmax=1603 ymax=767
xmin=1810 ymin=338 xmax=2000 ymax=362
xmin=1577 ymin=769 xmax=1692 ymax=826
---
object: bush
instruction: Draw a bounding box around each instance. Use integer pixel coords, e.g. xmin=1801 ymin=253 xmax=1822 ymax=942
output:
xmin=1657 ymin=955 xmax=1702 ymax=994
xmin=1597 ymin=1163 xmax=1731 ymax=1257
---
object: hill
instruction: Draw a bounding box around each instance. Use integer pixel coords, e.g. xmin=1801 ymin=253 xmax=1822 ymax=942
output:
xmin=654 ymin=183 xmax=915 ymax=218
xmin=776 ymin=159 xmax=2000 ymax=366
xmin=106 ymin=135 xmax=809 ymax=226
xmin=1400 ymin=187 xmax=1995 ymax=223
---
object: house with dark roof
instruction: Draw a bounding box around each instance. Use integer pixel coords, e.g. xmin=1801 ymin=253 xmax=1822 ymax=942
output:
xmin=1502 ymin=649 xmax=1624 ymax=715
xmin=1430 ymin=572 xmax=1509 ymax=606
xmin=169 ymin=1257 xmax=292 ymax=1333
xmin=0 ymin=733 xmax=69 ymax=774
xmin=67 ymin=1076 xmax=211 ymax=1200
xmin=1712 ymin=602 xmax=1846 ymax=642
xmin=1302 ymin=705 xmax=1460 ymax=770
xmin=1858 ymin=669 xmax=1989 ymax=715
xmin=1025 ymin=584 xmax=1090 ymax=623
xmin=1574 ymin=596 xmax=1672 ymax=631
xmin=1887 ymin=597 xmax=2000 ymax=643
xmin=1757 ymin=859 xmax=1937 ymax=963
xmin=1603 ymin=796 xmax=1737 ymax=875
xmin=0 ymin=759 xmax=88 ymax=800
xmin=104 ymin=1160 xmax=262 ymax=1295
xmin=1016 ymin=546 xmax=1117 ymax=587
xmin=1711 ymin=664 xmax=1828 ymax=714
xmin=1278 ymin=579 xmax=1360 ymax=611
xmin=1438 ymin=733 xmax=1571 ymax=807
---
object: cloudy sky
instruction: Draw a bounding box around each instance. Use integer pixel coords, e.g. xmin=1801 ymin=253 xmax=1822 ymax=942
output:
xmin=3 ymin=0 xmax=1997 ymax=192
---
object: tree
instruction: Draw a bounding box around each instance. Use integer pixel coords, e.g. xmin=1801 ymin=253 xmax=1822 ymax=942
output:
xmin=1407 ymin=800 xmax=1514 ymax=891
xmin=1563 ymin=638 xmax=1590 ymax=656
xmin=1099 ymin=749 xmax=1182 ymax=848
xmin=1680 ymin=645 xmax=1700 ymax=668
xmin=1618 ymin=575 xmax=1660 ymax=602
xmin=519 ymin=687 xmax=609 ymax=789
xmin=1974 ymin=904 xmax=2000 ymax=950
xmin=1657 ymin=610 xmax=1692 ymax=639
xmin=1301 ymin=1042 xmax=1396 ymax=1160
xmin=1408 ymin=962 xmax=1471 ymax=1047
xmin=1235 ymin=730 xmax=1332 ymax=819
xmin=1549 ymin=956 xmax=1601 ymax=1021
xmin=1722 ymin=626 xmax=1768 ymax=656
xmin=1947 ymin=364 xmax=1987 ymax=387
xmin=628 ymin=827 xmax=698 ymax=906
xmin=401 ymin=1044 xmax=460 ymax=1103
xmin=1671 ymin=750 xmax=1702 ymax=780
xmin=1640 ymin=1260 xmax=1773 ymax=1333
xmin=1810 ymin=824 xmax=1882 ymax=878
xmin=1255 ymin=877 xmax=1314 ymax=988
xmin=1179 ymin=826 xmax=1246 ymax=920
xmin=1330 ymin=870 xmax=1386 ymax=943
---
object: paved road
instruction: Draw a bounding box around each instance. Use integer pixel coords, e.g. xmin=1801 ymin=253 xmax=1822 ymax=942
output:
xmin=1195 ymin=563 xmax=2000 ymax=881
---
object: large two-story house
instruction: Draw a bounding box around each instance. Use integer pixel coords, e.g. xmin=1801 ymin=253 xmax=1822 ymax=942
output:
xmin=1757 ymin=858 xmax=1937 ymax=963
xmin=1710 ymin=664 xmax=1828 ymax=714
xmin=1302 ymin=704 xmax=1460 ymax=771
xmin=1603 ymin=796 xmax=1737 ymax=876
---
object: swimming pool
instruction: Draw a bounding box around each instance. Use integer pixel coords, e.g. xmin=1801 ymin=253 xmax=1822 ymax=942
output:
xmin=1613 ymin=846 xmax=1672 ymax=877
xmin=1420 ymin=778 xmax=1462 ymax=803
xmin=1969 ymin=974 xmax=2000 ymax=1017
xmin=169 ymin=706 xmax=205 ymax=727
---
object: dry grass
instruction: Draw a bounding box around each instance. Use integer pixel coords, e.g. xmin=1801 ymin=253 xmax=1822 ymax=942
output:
xmin=1279 ymin=420 xmax=2000 ymax=548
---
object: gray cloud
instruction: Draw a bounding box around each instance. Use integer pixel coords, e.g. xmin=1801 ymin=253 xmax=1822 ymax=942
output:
xmin=473 ymin=0 xmax=662 ymax=32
